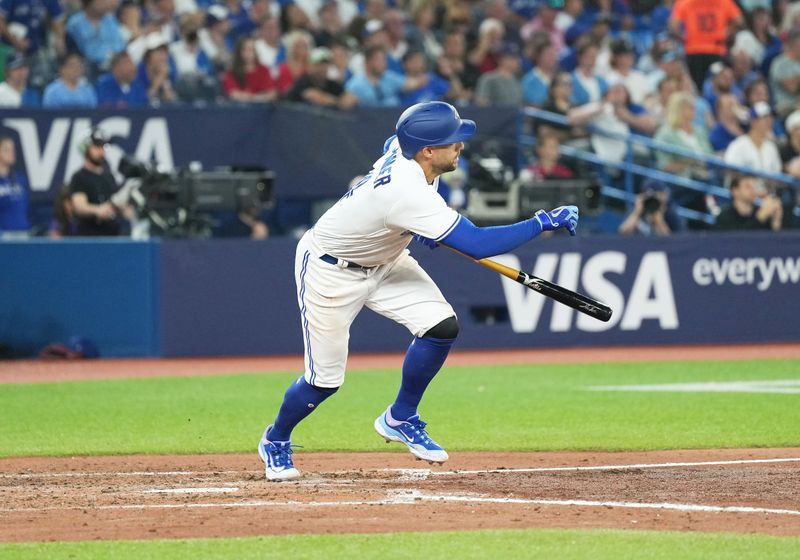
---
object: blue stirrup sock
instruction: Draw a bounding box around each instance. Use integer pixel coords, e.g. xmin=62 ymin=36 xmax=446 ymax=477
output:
xmin=268 ymin=376 xmax=338 ymax=441
xmin=390 ymin=336 xmax=456 ymax=421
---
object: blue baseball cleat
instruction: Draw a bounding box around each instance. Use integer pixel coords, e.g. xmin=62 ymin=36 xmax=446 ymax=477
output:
xmin=374 ymin=409 xmax=449 ymax=464
xmin=258 ymin=426 xmax=301 ymax=481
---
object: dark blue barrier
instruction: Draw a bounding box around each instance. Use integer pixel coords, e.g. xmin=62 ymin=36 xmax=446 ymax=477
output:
xmin=3 ymin=233 xmax=799 ymax=357
xmin=0 ymin=105 xmax=518 ymax=205
xmin=0 ymin=239 xmax=160 ymax=357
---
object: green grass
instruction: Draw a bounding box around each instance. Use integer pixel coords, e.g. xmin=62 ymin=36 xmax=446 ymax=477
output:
xmin=1 ymin=359 xmax=798 ymax=457
xmin=3 ymin=529 xmax=799 ymax=560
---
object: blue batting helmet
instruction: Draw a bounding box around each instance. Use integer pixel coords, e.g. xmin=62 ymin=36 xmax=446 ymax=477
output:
xmin=395 ymin=102 xmax=476 ymax=159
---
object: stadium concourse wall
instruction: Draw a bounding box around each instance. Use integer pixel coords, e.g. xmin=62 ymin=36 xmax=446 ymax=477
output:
xmin=1 ymin=233 xmax=799 ymax=358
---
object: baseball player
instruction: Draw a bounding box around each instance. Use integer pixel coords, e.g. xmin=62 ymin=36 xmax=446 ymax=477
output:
xmin=259 ymin=101 xmax=579 ymax=480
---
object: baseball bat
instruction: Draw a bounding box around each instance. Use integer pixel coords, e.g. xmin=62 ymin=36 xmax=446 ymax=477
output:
xmin=445 ymin=247 xmax=613 ymax=322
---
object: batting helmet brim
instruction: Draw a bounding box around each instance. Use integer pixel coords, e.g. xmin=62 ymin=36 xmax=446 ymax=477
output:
xmin=430 ymin=119 xmax=476 ymax=148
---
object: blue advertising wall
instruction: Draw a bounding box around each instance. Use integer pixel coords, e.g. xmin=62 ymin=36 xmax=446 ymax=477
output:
xmin=0 ymin=105 xmax=519 ymax=204
xmin=2 ymin=233 xmax=799 ymax=357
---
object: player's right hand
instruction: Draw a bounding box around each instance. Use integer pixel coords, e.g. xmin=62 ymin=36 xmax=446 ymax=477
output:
xmin=534 ymin=206 xmax=579 ymax=236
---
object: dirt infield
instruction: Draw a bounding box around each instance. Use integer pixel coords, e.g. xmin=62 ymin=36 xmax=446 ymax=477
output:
xmin=2 ymin=449 xmax=799 ymax=542
xmin=1 ymin=344 xmax=799 ymax=543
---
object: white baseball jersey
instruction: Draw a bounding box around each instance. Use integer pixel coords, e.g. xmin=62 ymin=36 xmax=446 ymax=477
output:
xmin=294 ymin=141 xmax=457 ymax=387
xmin=310 ymin=143 xmax=461 ymax=267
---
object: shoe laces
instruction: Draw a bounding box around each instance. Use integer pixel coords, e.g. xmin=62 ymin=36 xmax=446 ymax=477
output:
xmin=405 ymin=417 xmax=432 ymax=445
xmin=267 ymin=441 xmax=302 ymax=468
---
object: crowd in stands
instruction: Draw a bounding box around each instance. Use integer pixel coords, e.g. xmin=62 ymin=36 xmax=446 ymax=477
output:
xmin=1 ymin=0 xmax=800 ymax=237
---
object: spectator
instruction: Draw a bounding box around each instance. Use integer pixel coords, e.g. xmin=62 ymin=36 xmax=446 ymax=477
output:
xmin=169 ymin=11 xmax=213 ymax=78
xmin=405 ymin=0 xmax=442 ymax=66
xmin=275 ymin=30 xmax=313 ymax=96
xmin=702 ymin=61 xmax=738 ymax=115
xmin=68 ymin=129 xmax=122 ymax=237
xmin=434 ymin=51 xmax=469 ymax=106
xmin=536 ymin=69 xmax=603 ymax=142
xmin=669 ymin=0 xmax=743 ymax=90
xmin=590 ymin=82 xmax=657 ymax=164
xmin=468 ymin=17 xmax=505 ymax=74
xmin=254 ymin=15 xmax=284 ymax=73
xmin=678 ymin=73 xmax=716 ymax=132
xmin=733 ymin=7 xmax=781 ymax=68
xmin=223 ymin=36 xmax=277 ymax=103
xmin=780 ymin=110 xmax=800 ymax=169
xmin=729 ymin=47 xmax=761 ymax=95
xmin=606 ymin=37 xmax=651 ymax=105
xmin=645 ymin=76 xmax=679 ymax=126
xmin=66 ymin=0 xmax=126 ymax=73
xmin=555 ymin=0 xmax=583 ymax=32
xmin=525 ymin=134 xmax=574 ymax=181
xmin=562 ymin=12 xmax=613 ymax=73
xmin=313 ymin=0 xmax=345 ymax=49
xmin=709 ymin=93 xmax=746 ymax=154
xmin=0 ymin=52 xmax=40 ymax=107
xmin=654 ymin=91 xmax=713 ymax=179
xmin=287 ymin=46 xmax=349 ymax=108
xmin=143 ymin=0 xmax=179 ymax=44
xmin=724 ymin=101 xmax=782 ymax=180
xmin=229 ymin=0 xmax=271 ymax=42
xmin=328 ymin=39 xmax=350 ymax=84
xmin=714 ymin=175 xmax=782 ymax=231
xmin=618 ymin=190 xmax=672 ymax=235
xmin=382 ymin=9 xmax=409 ymax=65
xmin=0 ymin=135 xmax=30 ymax=238
xmin=440 ymin=30 xmax=480 ymax=101
xmin=280 ymin=2 xmax=313 ymax=34
xmin=139 ymin=34 xmax=177 ymax=105
xmin=521 ymin=40 xmax=558 ymax=107
xmin=48 ymin=184 xmax=77 ymax=238
xmin=769 ymin=27 xmax=800 ymax=118
xmin=118 ymin=2 xmax=150 ymax=64
xmin=520 ymin=0 xmax=565 ymax=53
xmin=42 ymin=52 xmax=97 ymax=108
xmin=570 ymin=36 xmax=608 ymax=106
xmin=400 ymin=50 xmax=448 ymax=105
xmin=0 ymin=0 xmax=65 ymax=57
xmin=343 ymin=45 xmax=408 ymax=107
xmin=199 ymin=5 xmax=232 ymax=71
xmin=474 ymin=43 xmax=523 ymax=107
xmin=95 ymin=51 xmax=148 ymax=108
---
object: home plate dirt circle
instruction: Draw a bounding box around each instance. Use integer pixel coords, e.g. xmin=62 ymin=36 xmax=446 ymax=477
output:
xmin=2 ymin=448 xmax=799 ymax=542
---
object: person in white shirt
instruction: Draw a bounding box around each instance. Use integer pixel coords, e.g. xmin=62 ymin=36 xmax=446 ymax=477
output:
xmin=605 ymin=38 xmax=652 ymax=105
xmin=0 ymin=52 xmax=31 ymax=107
xmin=724 ymin=101 xmax=782 ymax=186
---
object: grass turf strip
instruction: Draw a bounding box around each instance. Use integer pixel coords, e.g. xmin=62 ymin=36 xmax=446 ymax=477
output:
xmin=1 ymin=359 xmax=798 ymax=457
xmin=3 ymin=529 xmax=800 ymax=560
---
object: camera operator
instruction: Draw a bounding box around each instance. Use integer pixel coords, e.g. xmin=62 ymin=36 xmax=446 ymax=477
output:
xmin=69 ymin=129 xmax=124 ymax=236
xmin=618 ymin=190 xmax=671 ymax=236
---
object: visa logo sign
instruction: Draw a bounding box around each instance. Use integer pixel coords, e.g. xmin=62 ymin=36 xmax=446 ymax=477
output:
xmin=497 ymin=251 xmax=679 ymax=333
xmin=2 ymin=116 xmax=174 ymax=191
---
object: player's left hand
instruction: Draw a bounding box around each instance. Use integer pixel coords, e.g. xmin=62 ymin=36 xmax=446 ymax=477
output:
xmin=534 ymin=206 xmax=579 ymax=236
xmin=413 ymin=234 xmax=438 ymax=249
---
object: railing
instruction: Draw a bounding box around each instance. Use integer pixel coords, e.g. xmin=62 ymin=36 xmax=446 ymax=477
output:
xmin=520 ymin=107 xmax=800 ymax=225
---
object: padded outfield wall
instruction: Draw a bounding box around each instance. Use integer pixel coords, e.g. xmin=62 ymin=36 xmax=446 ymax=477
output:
xmin=1 ymin=233 xmax=799 ymax=357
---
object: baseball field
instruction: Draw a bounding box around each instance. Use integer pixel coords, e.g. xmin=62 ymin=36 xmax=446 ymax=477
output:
xmin=1 ymin=344 xmax=799 ymax=559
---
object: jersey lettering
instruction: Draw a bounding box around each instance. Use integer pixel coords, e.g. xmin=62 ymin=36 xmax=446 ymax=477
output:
xmin=373 ymin=150 xmax=398 ymax=188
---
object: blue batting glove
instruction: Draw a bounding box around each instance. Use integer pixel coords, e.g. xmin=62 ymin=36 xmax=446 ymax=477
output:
xmin=534 ymin=205 xmax=580 ymax=236
xmin=413 ymin=234 xmax=438 ymax=250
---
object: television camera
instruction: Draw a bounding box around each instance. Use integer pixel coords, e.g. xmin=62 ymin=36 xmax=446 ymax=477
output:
xmin=115 ymin=155 xmax=275 ymax=238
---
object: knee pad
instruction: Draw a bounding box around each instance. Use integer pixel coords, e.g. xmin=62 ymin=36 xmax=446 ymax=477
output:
xmin=423 ymin=316 xmax=459 ymax=339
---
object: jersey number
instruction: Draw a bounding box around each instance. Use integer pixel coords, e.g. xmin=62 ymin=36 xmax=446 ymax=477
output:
xmin=696 ymin=13 xmax=717 ymax=33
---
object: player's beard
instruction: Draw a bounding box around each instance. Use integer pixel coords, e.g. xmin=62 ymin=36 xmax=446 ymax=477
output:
xmin=433 ymin=155 xmax=458 ymax=177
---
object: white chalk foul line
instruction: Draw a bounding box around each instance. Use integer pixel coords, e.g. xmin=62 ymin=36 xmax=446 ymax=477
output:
xmin=3 ymin=490 xmax=799 ymax=517
xmin=141 ymin=487 xmax=240 ymax=494
xmin=0 ymin=470 xmax=247 ymax=480
xmin=392 ymin=457 xmax=800 ymax=479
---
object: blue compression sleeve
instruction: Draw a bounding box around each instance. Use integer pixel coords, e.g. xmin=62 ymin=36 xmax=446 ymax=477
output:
xmin=440 ymin=215 xmax=543 ymax=260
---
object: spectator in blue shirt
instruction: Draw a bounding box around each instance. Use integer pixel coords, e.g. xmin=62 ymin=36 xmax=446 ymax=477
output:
xmin=570 ymin=36 xmax=608 ymax=106
xmin=95 ymin=51 xmax=148 ymax=108
xmin=0 ymin=0 xmax=65 ymax=55
xmin=43 ymin=52 xmax=97 ymax=108
xmin=709 ymin=92 xmax=745 ymax=154
xmin=0 ymin=52 xmax=40 ymax=107
xmin=400 ymin=50 xmax=449 ymax=105
xmin=66 ymin=0 xmax=125 ymax=72
xmin=344 ymin=46 xmax=411 ymax=107
xmin=0 ymin=135 xmax=30 ymax=238
xmin=521 ymin=40 xmax=558 ymax=107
